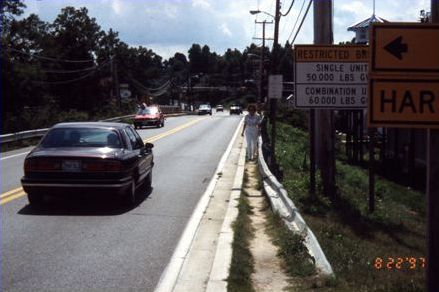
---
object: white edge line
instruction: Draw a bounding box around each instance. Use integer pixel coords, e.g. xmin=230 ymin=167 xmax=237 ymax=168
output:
xmin=205 ymin=137 xmax=246 ymax=291
xmin=154 ymin=117 xmax=244 ymax=292
xmin=0 ymin=151 xmax=30 ymax=161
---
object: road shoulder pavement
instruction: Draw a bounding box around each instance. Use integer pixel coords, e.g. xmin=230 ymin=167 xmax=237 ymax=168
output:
xmin=160 ymin=124 xmax=246 ymax=292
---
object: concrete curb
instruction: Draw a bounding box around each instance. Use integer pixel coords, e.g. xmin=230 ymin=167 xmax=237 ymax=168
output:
xmin=205 ymin=134 xmax=247 ymax=292
xmin=154 ymin=117 xmax=244 ymax=292
xmin=257 ymin=137 xmax=334 ymax=277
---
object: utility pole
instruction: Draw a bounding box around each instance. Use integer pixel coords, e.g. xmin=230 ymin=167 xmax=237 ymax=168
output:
xmin=269 ymin=0 xmax=281 ymax=158
xmin=273 ymin=0 xmax=281 ymax=50
xmin=110 ymin=56 xmax=121 ymax=111
xmin=427 ymin=2 xmax=439 ymax=291
xmin=314 ymin=0 xmax=336 ymax=198
xmin=253 ymin=20 xmax=273 ymax=104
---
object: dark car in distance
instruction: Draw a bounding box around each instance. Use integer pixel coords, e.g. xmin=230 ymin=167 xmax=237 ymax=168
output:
xmin=133 ymin=106 xmax=165 ymax=129
xmin=21 ymin=122 xmax=154 ymax=206
xmin=216 ymin=105 xmax=224 ymax=112
xmin=230 ymin=104 xmax=243 ymax=115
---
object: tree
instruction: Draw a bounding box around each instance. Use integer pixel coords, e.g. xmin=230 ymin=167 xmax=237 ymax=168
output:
xmin=188 ymin=43 xmax=203 ymax=74
xmin=0 ymin=0 xmax=26 ymax=33
xmin=47 ymin=7 xmax=104 ymax=110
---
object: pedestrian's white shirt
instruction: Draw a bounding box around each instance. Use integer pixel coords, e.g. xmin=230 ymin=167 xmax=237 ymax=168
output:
xmin=245 ymin=114 xmax=261 ymax=131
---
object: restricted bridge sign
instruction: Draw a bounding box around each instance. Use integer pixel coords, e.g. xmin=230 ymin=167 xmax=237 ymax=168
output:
xmin=294 ymin=45 xmax=369 ymax=109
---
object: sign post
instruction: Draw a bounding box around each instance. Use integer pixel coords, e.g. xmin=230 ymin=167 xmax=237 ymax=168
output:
xmin=295 ymin=45 xmax=369 ymax=197
xmin=369 ymin=22 xmax=439 ymax=292
xmin=268 ymin=74 xmax=283 ymax=161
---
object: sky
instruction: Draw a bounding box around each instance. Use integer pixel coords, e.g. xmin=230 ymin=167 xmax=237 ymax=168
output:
xmin=22 ymin=0 xmax=431 ymax=59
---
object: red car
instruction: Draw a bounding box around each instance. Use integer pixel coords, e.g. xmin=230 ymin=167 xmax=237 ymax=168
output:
xmin=134 ymin=106 xmax=165 ymax=129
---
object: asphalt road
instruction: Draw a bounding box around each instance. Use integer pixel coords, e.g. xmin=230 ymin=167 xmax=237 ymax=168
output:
xmin=1 ymin=112 xmax=242 ymax=291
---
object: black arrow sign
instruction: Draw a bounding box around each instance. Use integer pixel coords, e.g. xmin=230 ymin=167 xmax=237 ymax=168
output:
xmin=384 ymin=36 xmax=408 ymax=60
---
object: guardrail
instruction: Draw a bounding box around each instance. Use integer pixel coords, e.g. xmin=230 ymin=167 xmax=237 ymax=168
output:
xmin=0 ymin=105 xmax=184 ymax=144
xmin=258 ymin=136 xmax=334 ymax=277
xmin=0 ymin=128 xmax=50 ymax=144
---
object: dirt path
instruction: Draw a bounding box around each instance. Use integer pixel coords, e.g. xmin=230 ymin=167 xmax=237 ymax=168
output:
xmin=244 ymin=161 xmax=289 ymax=292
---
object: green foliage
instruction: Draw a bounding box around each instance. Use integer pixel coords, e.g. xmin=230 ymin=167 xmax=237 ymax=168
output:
xmin=2 ymin=2 xmax=296 ymax=133
xmin=277 ymin=105 xmax=308 ymax=131
xmin=273 ymin=122 xmax=426 ymax=291
xmin=1 ymin=4 xmax=164 ymax=133
xmin=266 ymin=212 xmax=316 ymax=278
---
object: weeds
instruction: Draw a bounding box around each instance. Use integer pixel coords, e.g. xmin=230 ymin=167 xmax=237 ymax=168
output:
xmin=265 ymin=211 xmax=316 ymax=278
xmin=227 ymin=193 xmax=255 ymax=292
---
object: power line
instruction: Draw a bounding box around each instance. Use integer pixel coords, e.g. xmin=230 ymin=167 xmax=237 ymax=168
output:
xmin=149 ymin=81 xmax=171 ymax=91
xmin=32 ymin=69 xmax=97 ymax=85
xmin=281 ymin=0 xmax=295 ymax=16
xmin=41 ymin=66 xmax=98 ymax=74
xmin=280 ymin=2 xmax=295 ymax=42
xmin=287 ymin=0 xmax=306 ymax=41
xmin=8 ymin=48 xmax=95 ymax=63
xmin=131 ymin=78 xmax=170 ymax=92
xmin=291 ymin=0 xmax=313 ymax=44
xmin=31 ymin=59 xmax=111 ymax=85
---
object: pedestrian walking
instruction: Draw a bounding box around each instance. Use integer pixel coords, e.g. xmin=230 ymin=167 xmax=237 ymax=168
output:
xmin=241 ymin=104 xmax=262 ymax=161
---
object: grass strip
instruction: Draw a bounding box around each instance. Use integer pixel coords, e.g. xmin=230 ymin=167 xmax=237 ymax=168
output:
xmin=265 ymin=209 xmax=316 ymax=278
xmin=227 ymin=191 xmax=255 ymax=292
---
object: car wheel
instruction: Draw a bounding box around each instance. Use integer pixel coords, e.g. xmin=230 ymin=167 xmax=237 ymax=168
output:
xmin=125 ymin=181 xmax=136 ymax=205
xmin=28 ymin=192 xmax=44 ymax=206
xmin=144 ymin=171 xmax=152 ymax=192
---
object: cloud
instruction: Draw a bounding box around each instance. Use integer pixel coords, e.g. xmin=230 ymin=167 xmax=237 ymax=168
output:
xmin=192 ymin=0 xmax=211 ymax=10
xmin=220 ymin=23 xmax=232 ymax=37
xmin=164 ymin=4 xmax=179 ymax=19
xmin=139 ymin=43 xmax=189 ymax=59
xmin=111 ymin=0 xmax=123 ymax=15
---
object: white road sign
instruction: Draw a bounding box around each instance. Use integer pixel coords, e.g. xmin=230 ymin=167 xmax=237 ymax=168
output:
xmin=268 ymin=74 xmax=283 ymax=99
xmin=294 ymin=45 xmax=369 ymax=109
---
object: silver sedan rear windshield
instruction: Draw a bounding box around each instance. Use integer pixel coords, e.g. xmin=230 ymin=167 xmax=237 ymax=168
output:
xmin=41 ymin=128 xmax=122 ymax=148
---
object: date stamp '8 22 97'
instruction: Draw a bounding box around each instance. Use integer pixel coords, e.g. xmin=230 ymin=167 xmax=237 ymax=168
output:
xmin=374 ymin=257 xmax=426 ymax=270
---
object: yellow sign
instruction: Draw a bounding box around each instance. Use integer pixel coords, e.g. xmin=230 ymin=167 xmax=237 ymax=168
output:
xmin=371 ymin=23 xmax=439 ymax=74
xmin=369 ymin=78 xmax=439 ymax=128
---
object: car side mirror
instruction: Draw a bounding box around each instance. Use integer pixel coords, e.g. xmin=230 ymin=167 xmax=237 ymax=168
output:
xmin=145 ymin=142 xmax=154 ymax=151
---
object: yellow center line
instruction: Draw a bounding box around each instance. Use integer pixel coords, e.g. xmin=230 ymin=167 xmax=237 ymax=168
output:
xmin=1 ymin=192 xmax=26 ymax=205
xmin=0 ymin=117 xmax=207 ymax=206
xmin=144 ymin=117 xmax=206 ymax=143
xmin=0 ymin=186 xmax=24 ymax=199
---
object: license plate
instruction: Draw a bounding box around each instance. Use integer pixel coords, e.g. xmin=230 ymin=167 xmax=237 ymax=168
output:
xmin=62 ymin=160 xmax=82 ymax=172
